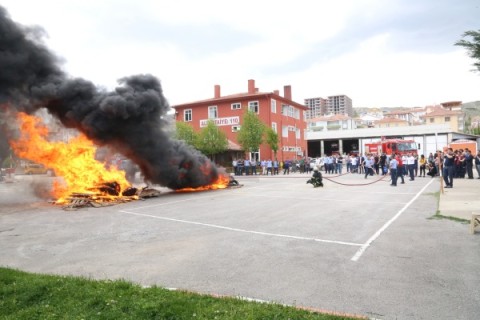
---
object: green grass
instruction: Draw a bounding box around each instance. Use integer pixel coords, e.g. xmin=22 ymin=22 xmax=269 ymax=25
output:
xmin=0 ymin=267 xmax=362 ymax=320
xmin=425 ymin=191 xmax=470 ymax=223
xmin=429 ymin=212 xmax=470 ymax=223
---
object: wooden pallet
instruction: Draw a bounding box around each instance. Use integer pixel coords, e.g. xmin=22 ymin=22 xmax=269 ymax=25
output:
xmin=470 ymin=213 xmax=480 ymax=235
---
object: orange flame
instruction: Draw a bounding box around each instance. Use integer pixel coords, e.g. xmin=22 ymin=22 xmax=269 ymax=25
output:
xmin=10 ymin=112 xmax=130 ymax=202
xmin=176 ymin=173 xmax=230 ymax=192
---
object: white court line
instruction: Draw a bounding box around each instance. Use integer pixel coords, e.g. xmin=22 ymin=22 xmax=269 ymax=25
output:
xmin=350 ymin=178 xmax=436 ymax=262
xmin=119 ymin=210 xmax=363 ymax=247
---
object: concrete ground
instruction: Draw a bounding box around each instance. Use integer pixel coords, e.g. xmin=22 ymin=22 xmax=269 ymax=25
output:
xmin=437 ymin=175 xmax=480 ymax=220
xmin=1 ymin=171 xmax=479 ymax=320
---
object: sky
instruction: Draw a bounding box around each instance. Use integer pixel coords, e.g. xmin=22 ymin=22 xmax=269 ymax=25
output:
xmin=2 ymin=0 xmax=479 ymax=109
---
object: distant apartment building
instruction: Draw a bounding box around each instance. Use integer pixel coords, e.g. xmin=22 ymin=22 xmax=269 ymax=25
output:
xmin=304 ymin=95 xmax=352 ymax=117
xmin=327 ymin=95 xmax=353 ymax=116
xmin=383 ymin=110 xmax=415 ymax=125
xmin=374 ymin=117 xmax=409 ymax=128
xmin=421 ymin=105 xmax=464 ymax=132
xmin=383 ymin=108 xmax=426 ymax=125
xmin=304 ymin=97 xmax=327 ymax=119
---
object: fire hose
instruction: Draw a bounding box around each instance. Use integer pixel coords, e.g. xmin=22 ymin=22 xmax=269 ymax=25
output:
xmin=236 ymin=171 xmax=391 ymax=186
xmin=322 ymin=172 xmax=389 ymax=186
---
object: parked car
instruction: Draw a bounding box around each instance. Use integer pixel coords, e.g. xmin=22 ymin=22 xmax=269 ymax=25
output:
xmin=24 ymin=163 xmax=48 ymax=175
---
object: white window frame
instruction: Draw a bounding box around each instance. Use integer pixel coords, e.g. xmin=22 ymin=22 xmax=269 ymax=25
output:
xmin=184 ymin=109 xmax=192 ymax=122
xmin=248 ymin=101 xmax=259 ymax=113
xmin=231 ymin=103 xmax=241 ymax=110
xmin=271 ymin=122 xmax=277 ymax=133
xmin=288 ymin=106 xmax=294 ymax=118
xmin=271 ymin=99 xmax=277 ymax=113
xmin=208 ymin=105 xmax=218 ymax=119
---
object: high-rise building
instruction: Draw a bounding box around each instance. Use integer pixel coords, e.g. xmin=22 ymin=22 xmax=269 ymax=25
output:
xmin=304 ymin=97 xmax=327 ymax=119
xmin=327 ymin=95 xmax=353 ymax=116
xmin=305 ymin=95 xmax=353 ymax=117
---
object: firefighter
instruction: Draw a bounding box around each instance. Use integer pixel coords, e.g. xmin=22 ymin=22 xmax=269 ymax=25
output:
xmin=306 ymin=166 xmax=323 ymax=188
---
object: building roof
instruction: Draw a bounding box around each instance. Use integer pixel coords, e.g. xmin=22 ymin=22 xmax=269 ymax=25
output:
xmin=357 ymin=114 xmax=382 ymax=121
xmin=308 ymin=114 xmax=352 ymax=122
xmin=375 ymin=117 xmax=409 ymax=124
xmin=172 ymin=79 xmax=307 ymax=110
xmin=228 ymin=139 xmax=242 ymax=151
xmin=441 ymin=101 xmax=462 ymax=108
xmin=384 ymin=110 xmax=413 ymax=116
xmin=173 ymin=91 xmax=307 ymax=110
xmin=422 ymin=107 xmax=463 ymax=117
xmin=307 ymin=123 xmax=455 ymax=140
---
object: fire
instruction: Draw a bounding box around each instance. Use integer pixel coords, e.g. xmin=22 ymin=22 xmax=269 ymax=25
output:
xmin=10 ymin=112 xmax=130 ymax=202
xmin=176 ymin=174 xmax=230 ymax=192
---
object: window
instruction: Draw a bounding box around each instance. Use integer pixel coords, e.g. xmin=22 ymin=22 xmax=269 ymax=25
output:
xmin=232 ymin=125 xmax=241 ymax=132
xmin=296 ymin=128 xmax=300 ymax=139
xmin=271 ymin=99 xmax=277 ymax=113
xmin=282 ymin=125 xmax=288 ymax=137
xmin=429 ymin=118 xmax=434 ymax=123
xmin=281 ymin=104 xmax=298 ymax=118
xmin=208 ymin=105 xmax=218 ymax=119
xmin=445 ymin=116 xmax=450 ymax=122
xmin=248 ymin=101 xmax=259 ymax=113
xmin=271 ymin=122 xmax=277 ymax=133
xmin=231 ymin=103 xmax=241 ymax=110
xmin=184 ymin=109 xmax=192 ymax=122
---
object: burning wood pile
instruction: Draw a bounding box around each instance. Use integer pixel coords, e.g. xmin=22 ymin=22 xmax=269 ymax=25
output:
xmin=9 ymin=113 xmax=237 ymax=210
xmin=60 ymin=182 xmax=162 ymax=210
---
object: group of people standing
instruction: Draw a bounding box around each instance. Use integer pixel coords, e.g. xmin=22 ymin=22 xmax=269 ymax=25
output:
xmin=232 ymin=158 xmax=314 ymax=176
xmin=437 ymin=148 xmax=480 ymax=188
xmin=232 ymin=148 xmax=480 ymax=189
xmin=387 ymin=152 xmax=420 ymax=186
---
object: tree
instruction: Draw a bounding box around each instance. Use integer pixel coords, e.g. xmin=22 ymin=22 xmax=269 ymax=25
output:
xmin=175 ymin=122 xmax=199 ymax=148
xmin=264 ymin=127 xmax=279 ymax=159
xmin=196 ymin=120 xmax=228 ymax=162
xmin=237 ymin=110 xmax=265 ymax=156
xmin=455 ymin=29 xmax=480 ymax=73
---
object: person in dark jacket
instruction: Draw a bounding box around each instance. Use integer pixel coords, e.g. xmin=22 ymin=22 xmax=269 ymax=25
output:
xmin=306 ymin=166 xmax=323 ymax=188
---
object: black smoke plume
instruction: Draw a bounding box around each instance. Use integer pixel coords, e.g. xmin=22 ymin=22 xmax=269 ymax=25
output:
xmin=0 ymin=6 xmax=221 ymax=189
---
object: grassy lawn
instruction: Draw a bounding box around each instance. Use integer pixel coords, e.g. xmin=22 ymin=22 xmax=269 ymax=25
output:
xmin=0 ymin=267 xmax=362 ymax=319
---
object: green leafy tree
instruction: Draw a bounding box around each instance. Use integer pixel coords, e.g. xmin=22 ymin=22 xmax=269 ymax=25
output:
xmin=455 ymin=29 xmax=480 ymax=73
xmin=237 ymin=110 xmax=265 ymax=155
xmin=175 ymin=122 xmax=199 ymax=148
xmin=264 ymin=127 xmax=279 ymax=159
xmin=197 ymin=120 xmax=228 ymax=162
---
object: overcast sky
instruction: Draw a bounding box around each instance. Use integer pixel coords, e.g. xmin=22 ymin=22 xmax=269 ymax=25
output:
xmin=2 ymin=0 xmax=479 ymax=109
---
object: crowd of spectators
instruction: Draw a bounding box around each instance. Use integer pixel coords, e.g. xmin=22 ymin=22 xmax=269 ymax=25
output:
xmin=231 ymin=148 xmax=480 ymax=189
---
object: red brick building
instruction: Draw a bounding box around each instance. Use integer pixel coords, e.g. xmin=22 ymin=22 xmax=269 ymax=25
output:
xmin=173 ymin=79 xmax=308 ymax=162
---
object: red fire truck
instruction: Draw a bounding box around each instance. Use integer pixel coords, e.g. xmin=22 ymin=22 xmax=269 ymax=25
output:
xmin=364 ymin=138 xmax=418 ymax=156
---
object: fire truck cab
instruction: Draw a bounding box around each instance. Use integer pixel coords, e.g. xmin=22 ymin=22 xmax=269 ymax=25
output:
xmin=365 ymin=139 xmax=418 ymax=156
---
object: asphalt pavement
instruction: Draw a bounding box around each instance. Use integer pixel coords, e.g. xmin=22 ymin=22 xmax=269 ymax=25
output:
xmin=1 ymin=172 xmax=479 ymax=320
